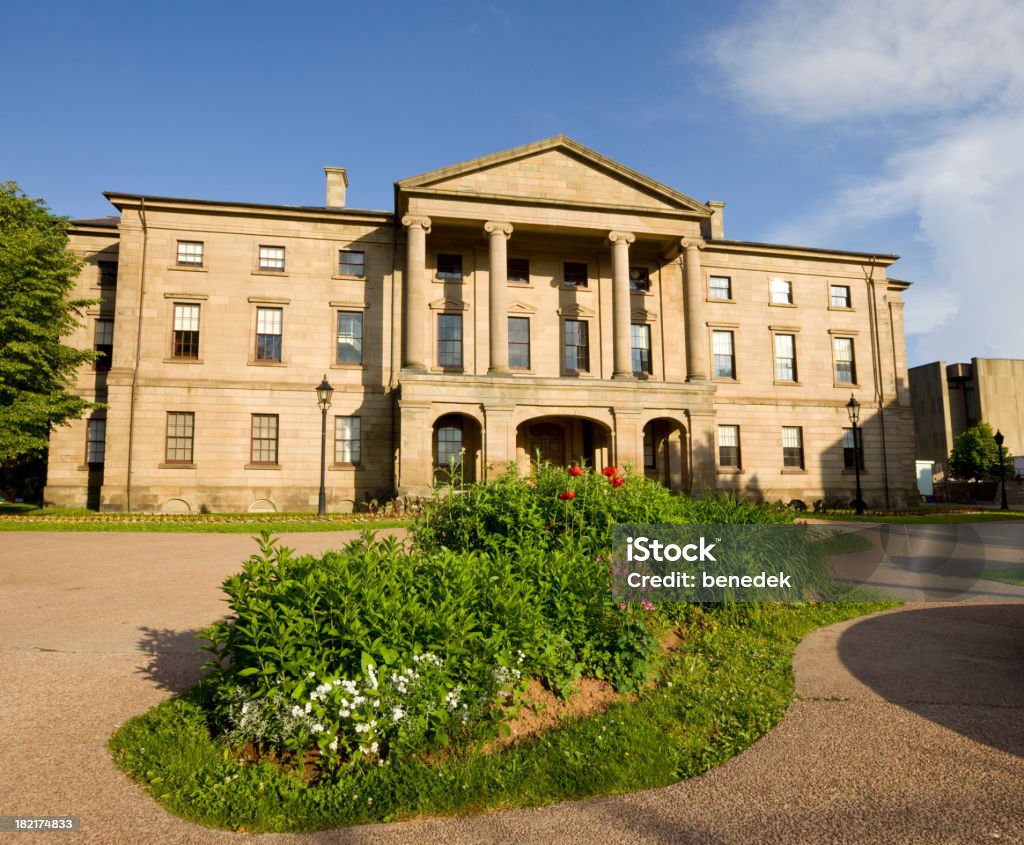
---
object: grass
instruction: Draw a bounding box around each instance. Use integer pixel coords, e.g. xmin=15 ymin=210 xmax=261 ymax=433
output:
xmin=0 ymin=508 xmax=412 ymax=533
xmin=811 ymin=510 xmax=1024 ymax=524
xmin=109 ymin=600 xmax=894 ymax=833
xmin=979 ymin=568 xmax=1024 ymax=587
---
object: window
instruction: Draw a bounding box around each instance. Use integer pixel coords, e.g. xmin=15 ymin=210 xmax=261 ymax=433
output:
xmin=172 ymin=303 xmax=200 ymax=359
xmin=437 ymin=254 xmax=463 ymax=281
xmin=335 ymin=416 xmax=361 ymax=464
xmin=774 ymin=333 xmax=797 ymax=382
xmin=830 ymin=285 xmax=852 ymax=308
xmin=770 ymin=278 xmax=793 ymax=304
xmin=437 ymin=314 xmax=463 ymax=368
xmin=86 ymin=418 xmax=106 ymax=466
xmin=98 ymin=261 xmax=118 ymax=286
xmin=94 ymin=319 xmax=114 ymax=371
xmin=339 ymin=250 xmax=365 ymax=277
xmin=843 ymin=427 xmax=865 ymax=470
xmin=508 ymin=316 xmax=530 ymax=369
xmin=631 ymin=324 xmax=652 ymax=375
xmin=563 ymin=261 xmax=588 ymax=287
xmin=834 ymin=337 xmax=856 ymax=384
xmin=712 ymin=330 xmax=735 ymax=379
xmin=643 ymin=427 xmax=656 ymax=469
xmin=165 ymin=412 xmax=194 ymax=463
xmin=629 ymin=267 xmax=650 ymax=292
xmin=563 ymin=319 xmax=590 ymax=372
xmin=258 ymin=245 xmax=285 ymax=272
xmin=435 ymin=419 xmax=463 ymax=471
xmin=507 ymin=257 xmax=530 ymax=284
xmin=176 ymin=241 xmax=203 ymax=266
xmin=718 ymin=425 xmax=740 ymax=469
xmin=255 ymin=307 xmax=282 ymax=362
xmin=336 ymin=312 xmax=363 ymax=365
xmin=782 ymin=426 xmax=804 ymax=469
xmin=709 ymin=275 xmax=732 ymax=300
xmin=250 ymin=414 xmax=279 ymax=464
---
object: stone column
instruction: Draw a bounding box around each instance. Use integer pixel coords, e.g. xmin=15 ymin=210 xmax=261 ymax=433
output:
xmin=401 ymin=215 xmax=431 ymax=371
xmin=485 ymin=221 xmax=513 ymax=374
xmin=682 ymin=238 xmax=707 ymax=381
xmin=609 ymin=231 xmax=635 ymax=380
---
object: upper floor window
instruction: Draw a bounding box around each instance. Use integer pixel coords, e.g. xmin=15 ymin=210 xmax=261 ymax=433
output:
xmin=339 ymin=250 xmax=365 ymax=277
xmin=86 ymin=418 xmax=106 ymax=466
xmin=176 ymin=241 xmax=204 ymax=267
xmin=94 ymin=319 xmax=114 ymax=371
xmin=508 ymin=316 xmax=530 ymax=369
xmin=629 ymin=267 xmax=650 ymax=292
xmin=437 ymin=314 xmax=463 ymax=368
xmin=631 ymin=324 xmax=652 ymax=375
xmin=774 ymin=333 xmax=797 ymax=382
xmin=335 ymin=416 xmax=361 ymax=464
xmin=709 ymin=275 xmax=732 ymax=300
xmin=255 ymin=307 xmax=282 ymax=362
xmin=165 ymin=412 xmax=194 ymax=463
xmin=564 ymin=319 xmax=590 ymax=372
xmin=712 ymin=330 xmax=735 ymax=379
xmin=770 ymin=278 xmax=793 ymax=304
xmin=336 ymin=312 xmax=363 ymax=365
xmin=250 ymin=414 xmax=279 ymax=465
xmin=508 ymin=257 xmax=530 ymax=284
xmin=258 ymin=245 xmax=285 ymax=272
xmin=172 ymin=303 xmax=200 ymax=359
xmin=831 ymin=285 xmax=852 ymax=308
xmin=98 ymin=260 xmax=118 ymax=286
xmin=563 ymin=261 xmax=588 ymax=287
xmin=437 ymin=254 xmax=463 ymax=281
xmin=718 ymin=425 xmax=741 ymax=469
xmin=834 ymin=337 xmax=856 ymax=384
xmin=782 ymin=426 xmax=804 ymax=469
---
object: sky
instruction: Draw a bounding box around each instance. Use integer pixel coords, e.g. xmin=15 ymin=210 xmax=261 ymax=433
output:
xmin=3 ymin=0 xmax=1021 ymax=367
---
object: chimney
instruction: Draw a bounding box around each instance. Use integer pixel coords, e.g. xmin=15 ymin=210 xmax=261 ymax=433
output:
xmin=324 ymin=167 xmax=349 ymax=208
xmin=706 ymin=201 xmax=725 ymax=239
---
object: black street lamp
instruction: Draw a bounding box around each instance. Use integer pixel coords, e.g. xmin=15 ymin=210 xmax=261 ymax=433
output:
xmin=315 ymin=375 xmax=334 ymax=516
xmin=994 ymin=429 xmax=1009 ymax=511
xmin=846 ymin=394 xmax=865 ymax=515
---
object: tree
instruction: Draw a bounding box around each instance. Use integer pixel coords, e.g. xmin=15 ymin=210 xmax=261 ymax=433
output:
xmin=0 ymin=180 xmax=96 ymax=466
xmin=947 ymin=422 xmax=1013 ymax=482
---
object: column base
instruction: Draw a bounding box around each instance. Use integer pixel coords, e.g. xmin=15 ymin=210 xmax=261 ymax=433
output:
xmin=487 ymin=367 xmax=513 ymax=376
xmin=612 ymin=371 xmax=636 ymax=380
xmin=400 ymin=365 xmax=429 ymax=375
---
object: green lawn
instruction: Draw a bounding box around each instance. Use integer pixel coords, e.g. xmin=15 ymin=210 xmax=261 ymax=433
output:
xmin=979 ymin=568 xmax=1024 ymax=587
xmin=811 ymin=510 xmax=1024 ymax=525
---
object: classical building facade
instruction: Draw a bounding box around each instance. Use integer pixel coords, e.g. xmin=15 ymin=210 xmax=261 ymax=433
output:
xmin=45 ymin=137 xmax=918 ymax=512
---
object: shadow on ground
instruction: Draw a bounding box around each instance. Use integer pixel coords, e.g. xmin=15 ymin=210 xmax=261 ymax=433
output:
xmin=837 ymin=604 xmax=1024 ymax=756
xmin=136 ymin=626 xmax=211 ymax=693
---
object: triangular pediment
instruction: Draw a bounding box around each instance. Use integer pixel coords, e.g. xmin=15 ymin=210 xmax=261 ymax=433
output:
xmin=399 ymin=137 xmax=708 ymax=216
xmin=429 ymin=296 xmax=469 ymax=311
xmin=557 ymin=303 xmax=595 ymax=319
xmin=508 ymin=302 xmax=537 ymax=315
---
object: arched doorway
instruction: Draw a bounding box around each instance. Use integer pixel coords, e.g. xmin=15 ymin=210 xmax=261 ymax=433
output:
xmin=432 ymin=413 xmax=482 ymax=487
xmin=515 ymin=415 xmax=611 ymax=472
xmin=642 ymin=417 xmax=688 ymax=491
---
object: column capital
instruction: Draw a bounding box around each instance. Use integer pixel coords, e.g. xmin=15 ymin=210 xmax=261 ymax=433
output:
xmin=484 ymin=220 xmax=513 ymax=238
xmin=402 ymin=214 xmax=432 ymax=233
xmin=608 ymin=230 xmax=636 ymax=246
xmin=681 ymin=237 xmax=706 ymax=252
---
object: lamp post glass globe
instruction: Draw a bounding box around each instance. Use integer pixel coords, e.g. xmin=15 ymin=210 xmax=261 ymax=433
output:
xmin=315 ymin=375 xmax=334 ymax=516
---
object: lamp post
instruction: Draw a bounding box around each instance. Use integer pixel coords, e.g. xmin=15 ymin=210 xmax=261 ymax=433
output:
xmin=315 ymin=375 xmax=334 ymax=516
xmin=994 ymin=429 xmax=1009 ymax=511
xmin=846 ymin=394 xmax=865 ymax=515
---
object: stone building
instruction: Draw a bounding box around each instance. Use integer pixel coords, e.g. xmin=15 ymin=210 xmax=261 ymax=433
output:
xmin=44 ymin=137 xmax=918 ymax=512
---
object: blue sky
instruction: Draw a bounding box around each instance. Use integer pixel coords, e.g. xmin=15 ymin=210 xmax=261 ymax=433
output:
xmin=4 ymin=0 xmax=1021 ymax=367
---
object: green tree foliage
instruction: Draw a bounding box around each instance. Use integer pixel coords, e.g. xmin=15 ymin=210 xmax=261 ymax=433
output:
xmin=0 ymin=181 xmax=95 ymax=463
xmin=947 ymin=421 xmax=1013 ymax=481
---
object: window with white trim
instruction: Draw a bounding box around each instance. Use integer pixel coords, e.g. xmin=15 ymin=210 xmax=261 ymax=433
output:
xmin=774 ymin=333 xmax=796 ymax=382
xmin=718 ymin=425 xmax=740 ymax=469
xmin=834 ymin=337 xmax=856 ymax=384
xmin=255 ymin=307 xmax=282 ymax=362
xmin=172 ymin=303 xmax=200 ymax=359
xmin=176 ymin=241 xmax=203 ymax=266
xmin=336 ymin=312 xmax=363 ymax=365
xmin=782 ymin=426 xmax=804 ymax=469
xmin=258 ymin=245 xmax=285 ymax=272
xmin=770 ymin=278 xmax=793 ymax=304
xmin=712 ymin=330 xmax=735 ymax=378
xmin=335 ymin=416 xmax=361 ymax=464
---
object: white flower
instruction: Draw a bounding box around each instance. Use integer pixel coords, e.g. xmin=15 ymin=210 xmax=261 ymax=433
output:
xmin=328 ymin=738 xmax=339 ymax=752
xmin=392 ymin=706 xmax=405 ymax=722
xmin=372 ymin=699 xmax=380 ymax=709
xmin=339 ymin=708 xmax=350 ymax=718
xmin=291 ymin=705 xmax=302 ymax=717
xmin=312 ymin=723 xmax=325 ymax=733
xmin=305 ymin=702 xmax=312 ymax=714
xmin=366 ymin=662 xmax=378 ymax=690
xmin=307 ymin=671 xmax=316 ymax=679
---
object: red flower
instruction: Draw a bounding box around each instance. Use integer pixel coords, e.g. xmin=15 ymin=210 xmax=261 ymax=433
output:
xmin=610 ymin=475 xmax=625 ymax=488
xmin=568 ymin=464 xmax=584 ymax=477
xmin=602 ymin=466 xmax=618 ymax=477
xmin=558 ymin=490 xmax=576 ymax=501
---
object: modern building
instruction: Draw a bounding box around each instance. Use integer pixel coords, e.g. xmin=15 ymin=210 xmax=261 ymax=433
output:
xmin=909 ymin=358 xmax=1024 ymax=477
xmin=44 ymin=137 xmax=918 ymax=513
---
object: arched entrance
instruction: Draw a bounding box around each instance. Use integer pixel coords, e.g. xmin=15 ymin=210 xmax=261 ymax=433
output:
xmin=642 ymin=417 xmax=689 ymax=491
xmin=515 ymin=415 xmax=611 ymax=472
xmin=432 ymin=413 xmax=482 ymax=487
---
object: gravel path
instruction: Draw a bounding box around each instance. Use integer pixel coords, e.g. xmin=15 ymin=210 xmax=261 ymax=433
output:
xmin=1 ymin=531 xmax=1022 ymax=844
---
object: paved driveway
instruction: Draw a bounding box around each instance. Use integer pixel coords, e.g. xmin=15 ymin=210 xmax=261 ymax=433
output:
xmin=1 ymin=531 xmax=1022 ymax=844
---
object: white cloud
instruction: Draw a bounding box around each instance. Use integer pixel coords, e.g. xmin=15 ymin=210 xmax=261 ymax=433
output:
xmin=712 ymin=0 xmax=1024 ymax=363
